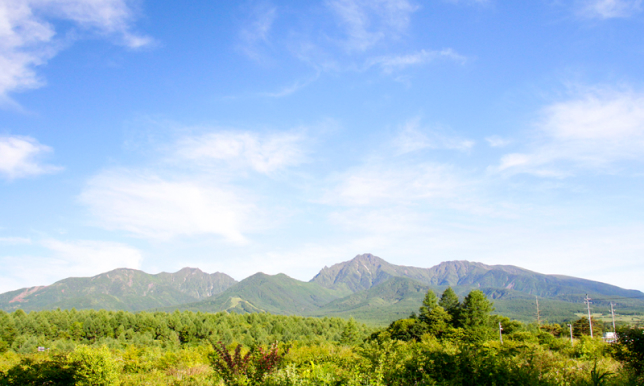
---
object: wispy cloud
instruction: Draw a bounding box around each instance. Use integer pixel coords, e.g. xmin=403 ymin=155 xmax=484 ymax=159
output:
xmin=394 ymin=117 xmax=475 ymax=154
xmin=0 ymin=135 xmax=62 ymax=180
xmin=485 ymin=135 xmax=511 ymax=148
xmin=443 ymin=0 xmax=491 ymax=5
xmin=80 ymin=170 xmax=253 ymax=242
xmin=238 ymin=3 xmax=277 ymax=61
xmin=258 ymin=74 xmax=320 ymax=98
xmin=0 ymin=237 xmax=32 ymax=245
xmin=175 ymin=130 xmax=308 ymax=174
xmin=0 ymin=0 xmax=151 ymax=104
xmin=367 ymin=48 xmax=467 ymax=73
xmin=491 ymin=88 xmax=644 ymax=176
xmin=42 ymin=238 xmax=143 ymax=273
xmin=81 ymin=128 xmax=308 ymax=242
xmin=326 ymin=0 xmax=418 ymax=52
xmin=0 ymin=239 xmax=143 ymax=291
xmin=324 ymin=162 xmax=463 ymax=206
xmin=578 ymin=0 xmax=642 ymax=19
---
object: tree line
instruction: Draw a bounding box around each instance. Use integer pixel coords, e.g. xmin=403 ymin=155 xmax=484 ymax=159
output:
xmin=1 ymin=288 xmax=643 ymax=385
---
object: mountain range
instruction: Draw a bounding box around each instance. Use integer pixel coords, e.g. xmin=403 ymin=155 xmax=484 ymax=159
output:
xmin=2 ymin=254 xmax=643 ymax=325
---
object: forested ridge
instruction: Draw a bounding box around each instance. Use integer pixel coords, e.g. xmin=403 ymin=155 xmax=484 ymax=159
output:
xmin=1 ymin=288 xmax=643 ymax=385
xmin=5 ymin=255 xmax=644 ymax=327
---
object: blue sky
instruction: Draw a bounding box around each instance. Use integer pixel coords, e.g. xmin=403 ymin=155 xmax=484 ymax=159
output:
xmin=2 ymin=0 xmax=644 ymax=293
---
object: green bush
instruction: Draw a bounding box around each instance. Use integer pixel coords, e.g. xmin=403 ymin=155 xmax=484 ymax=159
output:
xmin=68 ymin=345 xmax=120 ymax=386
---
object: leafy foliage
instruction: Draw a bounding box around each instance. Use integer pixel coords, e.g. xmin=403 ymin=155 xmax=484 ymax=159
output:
xmin=210 ymin=342 xmax=289 ymax=385
xmin=0 ymin=288 xmax=643 ymax=385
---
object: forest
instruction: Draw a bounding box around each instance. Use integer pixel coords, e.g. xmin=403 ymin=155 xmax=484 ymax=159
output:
xmin=1 ymin=288 xmax=643 ymax=385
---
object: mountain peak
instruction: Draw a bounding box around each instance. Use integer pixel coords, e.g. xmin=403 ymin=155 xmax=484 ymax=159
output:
xmin=310 ymin=253 xmax=396 ymax=293
xmin=351 ymin=253 xmax=385 ymax=264
xmin=176 ymin=267 xmax=205 ymax=274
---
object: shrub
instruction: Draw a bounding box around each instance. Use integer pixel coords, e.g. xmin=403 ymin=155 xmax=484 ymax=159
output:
xmin=210 ymin=342 xmax=289 ymax=385
xmin=68 ymin=345 xmax=120 ymax=386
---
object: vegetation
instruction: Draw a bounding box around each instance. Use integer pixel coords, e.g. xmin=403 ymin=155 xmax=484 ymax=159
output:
xmin=1 ymin=287 xmax=643 ymax=385
xmin=4 ymin=255 xmax=644 ymax=327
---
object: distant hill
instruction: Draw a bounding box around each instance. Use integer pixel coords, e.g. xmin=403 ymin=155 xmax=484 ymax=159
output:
xmin=311 ymin=276 xmax=432 ymax=325
xmin=171 ymin=272 xmax=341 ymax=315
xmin=2 ymin=253 xmax=643 ymax=325
xmin=0 ymin=267 xmax=236 ymax=312
xmin=312 ymin=254 xmax=642 ymax=299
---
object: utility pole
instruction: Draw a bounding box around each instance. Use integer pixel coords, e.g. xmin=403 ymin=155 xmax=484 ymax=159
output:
xmin=568 ymin=323 xmax=573 ymax=345
xmin=535 ymin=296 xmax=541 ymax=327
xmin=585 ymin=294 xmax=593 ymax=338
xmin=499 ymin=321 xmax=503 ymax=344
xmin=610 ymin=302 xmax=616 ymax=334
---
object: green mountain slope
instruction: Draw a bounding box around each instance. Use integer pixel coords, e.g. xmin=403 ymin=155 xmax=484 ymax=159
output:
xmin=313 ymin=254 xmax=642 ymax=300
xmin=2 ymin=254 xmax=643 ymax=326
xmin=311 ymin=277 xmax=433 ymax=325
xmin=0 ymin=267 xmax=236 ymax=312
xmin=172 ymin=272 xmax=342 ymax=315
xmin=311 ymin=253 xmax=436 ymax=293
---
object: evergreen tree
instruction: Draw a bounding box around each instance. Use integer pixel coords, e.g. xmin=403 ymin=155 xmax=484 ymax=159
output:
xmin=340 ymin=317 xmax=361 ymax=345
xmin=459 ymin=290 xmax=494 ymax=329
xmin=419 ymin=290 xmax=440 ymax=317
xmin=572 ymin=316 xmax=602 ymax=337
xmin=419 ymin=290 xmax=451 ymax=336
xmin=439 ymin=287 xmax=461 ymax=324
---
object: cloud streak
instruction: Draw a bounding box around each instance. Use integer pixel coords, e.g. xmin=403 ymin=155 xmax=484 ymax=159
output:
xmin=0 ymin=135 xmax=62 ymax=179
xmin=367 ymin=48 xmax=467 ymax=73
xmin=492 ymin=88 xmax=644 ymax=176
xmin=324 ymin=162 xmax=464 ymax=206
xmin=578 ymin=0 xmax=642 ymax=19
xmin=80 ymin=171 xmax=252 ymax=242
xmin=326 ymin=0 xmax=418 ymax=52
xmin=238 ymin=3 xmax=277 ymax=61
xmin=81 ymin=128 xmax=309 ymax=242
xmin=175 ymin=131 xmax=308 ymax=174
xmin=0 ymin=0 xmax=151 ymax=103
xmin=394 ymin=117 xmax=475 ymax=154
xmin=0 ymin=238 xmax=143 ymax=291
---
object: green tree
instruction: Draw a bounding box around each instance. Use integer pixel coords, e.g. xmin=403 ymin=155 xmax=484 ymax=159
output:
xmin=459 ymin=290 xmax=494 ymax=328
xmin=0 ymin=311 xmax=17 ymax=351
xmin=419 ymin=290 xmax=440 ymax=316
xmin=458 ymin=290 xmax=494 ymax=342
xmin=573 ymin=316 xmax=602 ymax=338
xmin=340 ymin=317 xmax=361 ymax=345
xmin=614 ymin=326 xmax=644 ymax=379
xmin=439 ymin=287 xmax=461 ymax=325
xmin=69 ymin=345 xmax=120 ymax=386
xmin=386 ymin=318 xmax=427 ymax=342
xmin=419 ymin=290 xmax=451 ymax=336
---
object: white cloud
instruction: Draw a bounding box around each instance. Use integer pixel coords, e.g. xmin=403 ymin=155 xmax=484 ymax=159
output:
xmin=259 ymin=74 xmax=320 ymax=98
xmin=79 ymin=170 xmax=252 ymax=242
xmin=492 ymin=89 xmax=644 ymax=176
xmin=0 ymin=135 xmax=62 ymax=179
xmin=367 ymin=48 xmax=467 ymax=73
xmin=485 ymin=135 xmax=511 ymax=148
xmin=176 ymin=131 xmax=307 ymax=174
xmin=0 ymin=236 xmax=32 ymax=245
xmin=579 ymin=0 xmax=642 ymax=19
xmin=0 ymin=0 xmax=151 ymax=103
xmin=238 ymin=4 xmax=277 ymax=61
xmin=81 ymin=127 xmax=309 ymax=243
xmin=324 ymin=162 xmax=463 ymax=206
xmin=0 ymin=239 xmax=143 ymax=291
xmin=42 ymin=238 xmax=143 ymax=273
xmin=326 ymin=0 xmax=418 ymax=52
xmin=394 ymin=117 xmax=474 ymax=154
